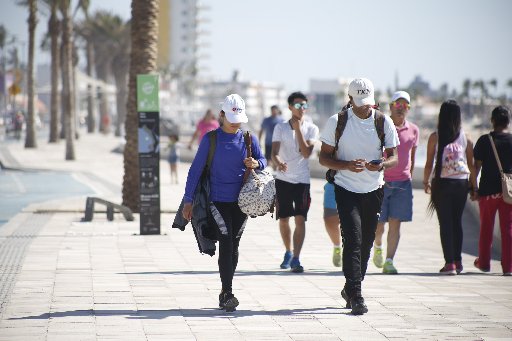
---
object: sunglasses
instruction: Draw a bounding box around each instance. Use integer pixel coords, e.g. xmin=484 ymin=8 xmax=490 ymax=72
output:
xmin=293 ymin=102 xmax=309 ymax=110
xmin=391 ymin=102 xmax=410 ymax=110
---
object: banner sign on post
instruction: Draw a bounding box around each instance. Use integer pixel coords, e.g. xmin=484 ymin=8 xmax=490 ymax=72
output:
xmin=137 ymin=74 xmax=160 ymax=235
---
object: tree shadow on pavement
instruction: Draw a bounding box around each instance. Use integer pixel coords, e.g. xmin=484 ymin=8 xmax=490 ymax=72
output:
xmin=8 ymin=306 xmax=351 ymax=320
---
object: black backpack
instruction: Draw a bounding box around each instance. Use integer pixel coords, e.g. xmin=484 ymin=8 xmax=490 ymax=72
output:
xmin=325 ymin=109 xmax=386 ymax=183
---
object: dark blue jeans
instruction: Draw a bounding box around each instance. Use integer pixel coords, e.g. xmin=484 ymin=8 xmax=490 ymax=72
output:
xmin=334 ymin=185 xmax=383 ymax=298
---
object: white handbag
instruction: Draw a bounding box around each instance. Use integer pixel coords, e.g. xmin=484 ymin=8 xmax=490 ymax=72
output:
xmin=238 ymin=132 xmax=276 ymax=217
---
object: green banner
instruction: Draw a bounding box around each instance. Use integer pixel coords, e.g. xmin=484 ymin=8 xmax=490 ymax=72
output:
xmin=137 ymin=74 xmax=159 ymax=112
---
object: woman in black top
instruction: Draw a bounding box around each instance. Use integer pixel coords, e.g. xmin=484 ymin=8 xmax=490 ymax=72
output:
xmin=473 ymin=105 xmax=512 ymax=276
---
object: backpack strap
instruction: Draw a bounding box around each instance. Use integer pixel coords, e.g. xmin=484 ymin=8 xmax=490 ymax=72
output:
xmin=374 ymin=110 xmax=386 ymax=153
xmin=206 ymin=130 xmax=217 ymax=172
xmin=332 ymin=109 xmax=348 ymax=157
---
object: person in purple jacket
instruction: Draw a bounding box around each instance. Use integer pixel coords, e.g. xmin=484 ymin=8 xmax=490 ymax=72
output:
xmin=182 ymin=94 xmax=266 ymax=312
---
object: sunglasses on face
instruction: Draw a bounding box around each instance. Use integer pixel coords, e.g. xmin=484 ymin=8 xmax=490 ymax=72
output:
xmin=391 ymin=102 xmax=410 ymax=110
xmin=293 ymin=102 xmax=309 ymax=110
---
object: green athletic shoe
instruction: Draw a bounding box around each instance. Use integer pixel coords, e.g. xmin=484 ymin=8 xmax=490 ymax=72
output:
xmin=382 ymin=260 xmax=398 ymax=274
xmin=373 ymin=247 xmax=384 ymax=268
xmin=332 ymin=247 xmax=342 ymax=267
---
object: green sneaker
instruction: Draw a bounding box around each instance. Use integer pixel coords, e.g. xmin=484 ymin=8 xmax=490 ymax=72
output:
xmin=332 ymin=247 xmax=342 ymax=267
xmin=373 ymin=247 xmax=384 ymax=268
xmin=383 ymin=259 xmax=398 ymax=274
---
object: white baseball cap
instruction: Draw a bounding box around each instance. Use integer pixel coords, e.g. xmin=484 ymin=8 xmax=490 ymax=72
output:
xmin=221 ymin=94 xmax=248 ymax=124
xmin=348 ymin=78 xmax=375 ymax=107
xmin=391 ymin=90 xmax=411 ymax=103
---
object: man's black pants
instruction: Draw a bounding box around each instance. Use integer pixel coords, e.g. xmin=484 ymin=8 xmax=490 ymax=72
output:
xmin=334 ymin=185 xmax=384 ymax=298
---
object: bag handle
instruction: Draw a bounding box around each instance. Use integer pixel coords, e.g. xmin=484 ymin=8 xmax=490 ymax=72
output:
xmin=488 ymin=134 xmax=504 ymax=174
xmin=242 ymin=131 xmax=255 ymax=183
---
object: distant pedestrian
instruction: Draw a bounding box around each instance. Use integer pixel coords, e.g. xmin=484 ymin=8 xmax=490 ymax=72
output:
xmin=319 ymin=78 xmax=399 ymax=315
xmin=473 ymin=105 xmax=512 ymax=275
xmin=14 ymin=111 xmax=24 ymax=140
xmin=259 ymin=105 xmax=285 ymax=169
xmin=423 ymin=100 xmax=478 ymax=275
xmin=182 ymin=94 xmax=266 ymax=312
xmin=188 ymin=109 xmax=220 ymax=149
xmin=373 ymin=91 xmax=419 ymax=274
xmin=272 ymin=92 xmax=319 ymax=273
xmin=167 ymin=134 xmax=182 ymax=184
xmin=323 ymin=182 xmax=342 ymax=267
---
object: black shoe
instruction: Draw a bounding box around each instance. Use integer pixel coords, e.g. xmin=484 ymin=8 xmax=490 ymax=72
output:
xmin=219 ymin=291 xmax=226 ymax=309
xmin=221 ymin=292 xmax=239 ymax=312
xmin=350 ymin=296 xmax=368 ymax=315
xmin=340 ymin=288 xmax=351 ymax=309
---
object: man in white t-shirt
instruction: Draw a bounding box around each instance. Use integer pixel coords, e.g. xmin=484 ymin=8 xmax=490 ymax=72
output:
xmin=319 ymin=78 xmax=399 ymax=315
xmin=272 ymin=91 xmax=319 ymax=273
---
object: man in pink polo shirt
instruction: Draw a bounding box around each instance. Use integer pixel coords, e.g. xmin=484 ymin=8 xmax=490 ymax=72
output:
xmin=373 ymin=91 xmax=419 ymax=274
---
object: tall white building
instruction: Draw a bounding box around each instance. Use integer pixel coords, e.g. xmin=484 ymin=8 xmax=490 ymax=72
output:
xmin=157 ymin=0 xmax=209 ymax=78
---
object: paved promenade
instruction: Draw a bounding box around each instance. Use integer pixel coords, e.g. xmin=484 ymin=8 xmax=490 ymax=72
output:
xmin=0 ymin=133 xmax=511 ymax=341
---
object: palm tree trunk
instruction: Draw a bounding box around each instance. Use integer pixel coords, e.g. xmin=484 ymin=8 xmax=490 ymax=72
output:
xmin=59 ymin=36 xmax=66 ymax=139
xmin=113 ymin=70 xmax=128 ymax=137
xmin=96 ymin=62 xmax=110 ymax=133
xmin=48 ymin=3 xmax=60 ymax=143
xmin=60 ymin=0 xmax=75 ymax=160
xmin=24 ymin=0 xmax=37 ymax=148
xmin=122 ymin=0 xmax=159 ymax=211
xmin=72 ymin=48 xmax=79 ymax=140
xmin=86 ymin=41 xmax=95 ymax=133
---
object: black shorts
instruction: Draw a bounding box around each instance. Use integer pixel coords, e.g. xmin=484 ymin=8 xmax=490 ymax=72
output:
xmin=264 ymin=144 xmax=272 ymax=160
xmin=275 ymin=179 xmax=311 ymax=220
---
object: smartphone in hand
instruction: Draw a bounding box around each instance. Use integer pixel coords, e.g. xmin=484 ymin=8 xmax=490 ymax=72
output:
xmin=369 ymin=159 xmax=382 ymax=165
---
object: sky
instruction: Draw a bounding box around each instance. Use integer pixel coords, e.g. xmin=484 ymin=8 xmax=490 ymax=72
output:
xmin=1 ymin=0 xmax=511 ymax=94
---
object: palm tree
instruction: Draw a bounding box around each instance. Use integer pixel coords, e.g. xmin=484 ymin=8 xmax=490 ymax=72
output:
xmin=488 ymin=79 xmax=497 ymax=99
xmin=59 ymin=33 xmax=66 ymax=139
xmin=75 ymin=0 xmax=96 ymax=133
xmin=508 ymin=79 xmax=512 ymax=103
xmin=59 ymin=0 xmax=75 ymax=160
xmin=473 ymin=80 xmax=488 ymax=98
xmin=0 ymin=25 xmax=7 ymax=111
xmin=110 ymin=21 xmax=130 ymax=137
xmin=24 ymin=0 xmax=37 ymax=148
xmin=122 ymin=0 xmax=159 ymax=211
xmin=42 ymin=0 xmax=61 ymax=143
xmin=461 ymin=78 xmax=472 ymax=117
xmin=87 ymin=11 xmax=123 ymax=134
xmin=0 ymin=25 xmax=5 ymax=50
xmin=462 ymin=79 xmax=471 ymax=99
xmin=472 ymin=80 xmax=488 ymax=120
